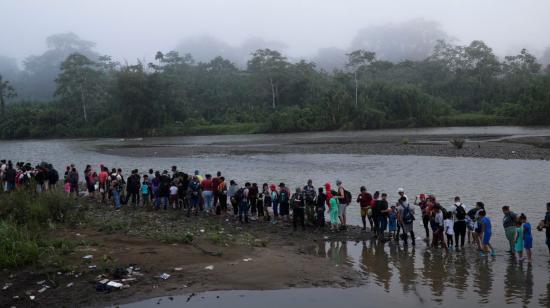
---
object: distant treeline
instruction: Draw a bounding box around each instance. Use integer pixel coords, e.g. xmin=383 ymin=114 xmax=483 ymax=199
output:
xmin=1 ymin=39 xmax=549 ymax=138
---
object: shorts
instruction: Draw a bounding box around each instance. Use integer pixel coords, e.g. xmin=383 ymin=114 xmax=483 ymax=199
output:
xmin=524 ymin=237 xmax=533 ymax=249
xmin=87 ymin=184 xmax=95 ymax=193
xmin=338 ymin=203 xmax=348 ymax=216
xmin=170 ymin=195 xmax=178 ymax=203
xmin=360 ymin=207 xmax=368 ymax=217
xmin=482 ymin=232 xmax=491 ymax=245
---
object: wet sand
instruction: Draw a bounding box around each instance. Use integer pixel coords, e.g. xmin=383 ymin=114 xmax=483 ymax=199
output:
xmin=0 ymin=207 xmax=368 ymax=308
xmin=97 ymin=132 xmax=550 ymax=160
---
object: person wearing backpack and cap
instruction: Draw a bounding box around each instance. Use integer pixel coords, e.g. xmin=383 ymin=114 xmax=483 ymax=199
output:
xmin=336 ymin=180 xmax=351 ymax=230
xmin=453 ymin=196 xmax=468 ymax=251
xmin=397 ymin=196 xmax=415 ymax=246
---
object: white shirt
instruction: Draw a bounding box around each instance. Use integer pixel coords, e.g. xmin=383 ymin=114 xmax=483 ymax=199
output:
xmin=169 ymin=186 xmax=178 ymax=195
xmin=444 ymin=219 xmax=454 ymax=235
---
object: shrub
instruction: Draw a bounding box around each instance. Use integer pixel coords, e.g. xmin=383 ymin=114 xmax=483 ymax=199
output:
xmin=450 ymin=138 xmax=465 ymax=149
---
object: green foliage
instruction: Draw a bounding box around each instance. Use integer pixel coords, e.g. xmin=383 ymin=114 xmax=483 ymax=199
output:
xmin=450 ymin=138 xmax=466 ymax=149
xmin=2 ymin=39 xmax=550 ymax=139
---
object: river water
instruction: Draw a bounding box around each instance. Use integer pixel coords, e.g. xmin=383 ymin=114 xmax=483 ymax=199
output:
xmin=1 ymin=127 xmax=550 ymax=307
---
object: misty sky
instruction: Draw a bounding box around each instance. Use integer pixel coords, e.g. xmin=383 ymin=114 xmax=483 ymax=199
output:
xmin=2 ymin=0 xmax=550 ymax=63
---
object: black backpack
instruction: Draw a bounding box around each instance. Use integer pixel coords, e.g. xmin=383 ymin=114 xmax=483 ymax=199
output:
xmin=279 ymin=189 xmax=289 ymax=203
xmin=403 ymin=205 xmax=415 ymax=224
xmin=455 ymin=204 xmax=466 ymax=220
xmin=234 ymin=188 xmax=245 ymax=202
xmin=340 ymin=189 xmax=352 ymax=204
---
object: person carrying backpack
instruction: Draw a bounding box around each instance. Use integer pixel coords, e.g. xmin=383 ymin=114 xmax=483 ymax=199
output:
xmin=188 ymin=176 xmax=201 ymax=216
xmin=278 ymin=183 xmax=290 ymax=222
xmin=398 ymin=196 xmax=415 ymax=246
xmin=453 ymin=196 xmax=468 ymax=251
xmin=291 ymin=187 xmax=306 ymax=231
xmin=336 ymin=180 xmax=351 ymax=230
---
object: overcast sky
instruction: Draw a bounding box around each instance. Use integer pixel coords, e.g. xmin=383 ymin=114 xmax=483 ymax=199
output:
xmin=1 ymin=0 xmax=550 ymax=63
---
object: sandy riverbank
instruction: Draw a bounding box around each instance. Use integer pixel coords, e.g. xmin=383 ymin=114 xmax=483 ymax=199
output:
xmin=97 ymin=132 xmax=550 ymax=160
xmin=0 ymin=206 xmax=370 ymax=307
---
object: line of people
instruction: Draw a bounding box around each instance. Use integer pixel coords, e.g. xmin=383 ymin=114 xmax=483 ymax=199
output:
xmin=2 ymin=160 xmax=550 ymax=262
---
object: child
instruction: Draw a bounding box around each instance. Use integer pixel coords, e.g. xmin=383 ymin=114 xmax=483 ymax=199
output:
xmin=169 ymin=182 xmax=178 ymax=210
xmin=141 ymin=176 xmax=150 ymax=208
xmin=514 ymin=219 xmax=524 ymax=261
xmin=479 ymin=210 xmax=496 ymax=256
xmin=64 ymin=179 xmax=71 ymax=195
xmin=388 ymin=205 xmax=398 ymax=239
xmin=522 ymin=213 xmax=533 ymax=263
xmin=444 ymin=212 xmax=454 ymax=250
xmin=329 ymin=190 xmax=340 ymax=232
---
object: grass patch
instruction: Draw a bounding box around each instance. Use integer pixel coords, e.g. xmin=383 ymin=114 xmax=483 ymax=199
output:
xmin=436 ymin=113 xmax=512 ymax=126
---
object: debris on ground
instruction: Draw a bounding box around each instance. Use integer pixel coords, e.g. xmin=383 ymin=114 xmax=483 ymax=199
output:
xmin=66 ymin=282 xmax=74 ymax=288
xmin=174 ymin=267 xmax=183 ymax=271
xmin=160 ymin=273 xmax=171 ymax=280
xmin=3 ymin=282 xmax=12 ymax=290
xmin=82 ymin=255 xmax=93 ymax=260
xmin=242 ymin=258 xmax=252 ymax=262
xmin=204 ymin=265 xmax=214 ymax=270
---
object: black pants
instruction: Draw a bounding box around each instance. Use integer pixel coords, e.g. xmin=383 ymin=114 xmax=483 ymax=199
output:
xmin=293 ymin=208 xmax=305 ymax=230
xmin=126 ymin=191 xmax=139 ymax=206
xmin=402 ymin=228 xmax=415 ymax=245
xmin=422 ymin=215 xmax=430 ymax=239
xmin=316 ymin=209 xmax=325 ymax=227
xmin=219 ymin=195 xmax=227 ymax=212
xmin=454 ymin=221 xmax=466 ymax=248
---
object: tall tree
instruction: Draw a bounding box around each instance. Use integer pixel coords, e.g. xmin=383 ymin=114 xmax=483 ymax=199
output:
xmin=55 ymin=53 xmax=102 ymax=122
xmin=247 ymin=49 xmax=289 ymax=109
xmin=346 ymin=50 xmax=375 ymax=108
xmin=0 ymin=75 xmax=17 ymax=116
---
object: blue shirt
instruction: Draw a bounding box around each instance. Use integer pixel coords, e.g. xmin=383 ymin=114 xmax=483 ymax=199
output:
xmin=481 ymin=216 xmax=491 ymax=234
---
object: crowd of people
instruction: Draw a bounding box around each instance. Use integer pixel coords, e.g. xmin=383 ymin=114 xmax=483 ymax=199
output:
xmin=1 ymin=159 xmax=550 ymax=262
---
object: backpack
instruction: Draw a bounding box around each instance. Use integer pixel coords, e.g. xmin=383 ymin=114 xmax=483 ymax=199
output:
xmin=140 ymin=184 xmax=149 ymax=195
xmin=49 ymin=169 xmax=59 ymax=184
xmin=234 ymin=188 xmax=245 ymax=202
xmin=455 ymin=204 xmax=466 ymax=220
xmin=403 ymin=205 xmax=415 ymax=224
xmin=340 ymin=188 xmax=352 ymax=204
xmin=190 ymin=181 xmax=200 ymax=196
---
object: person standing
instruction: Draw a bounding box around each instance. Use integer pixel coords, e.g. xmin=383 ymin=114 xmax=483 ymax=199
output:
xmin=292 ymin=187 xmax=306 ymax=231
xmin=279 ymin=183 xmax=290 ymax=222
xmin=397 ymin=196 xmax=415 ymax=246
xmin=329 ymin=190 xmax=340 ymax=232
xmin=502 ymin=205 xmax=518 ymax=254
xmin=415 ymin=194 xmax=430 ymax=240
xmin=227 ymin=180 xmax=239 ymax=217
xmin=453 ymin=196 xmax=468 ymax=251
xmin=303 ymin=179 xmax=317 ymax=226
xmin=238 ymin=183 xmax=251 ymax=223
xmin=201 ymin=174 xmax=214 ymax=213
xmin=537 ymin=203 xmax=550 ymax=254
xmin=315 ymin=187 xmax=326 ymax=228
xmin=218 ymin=177 xmax=228 ymax=215
xmin=336 ymin=180 xmax=350 ymax=230
xmin=479 ymin=209 xmax=496 ymax=257
xmin=357 ymin=186 xmax=373 ymax=231
xmin=520 ymin=213 xmax=533 ymax=263
xmin=376 ymin=193 xmax=389 ymax=239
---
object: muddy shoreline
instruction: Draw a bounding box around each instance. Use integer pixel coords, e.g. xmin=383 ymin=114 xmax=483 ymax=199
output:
xmin=97 ymin=133 xmax=550 ymax=160
xmin=0 ymin=207 xmax=371 ymax=307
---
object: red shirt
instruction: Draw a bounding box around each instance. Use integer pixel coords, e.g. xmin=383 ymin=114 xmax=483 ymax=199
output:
xmin=358 ymin=192 xmax=373 ymax=208
xmin=201 ymin=179 xmax=213 ymax=191
xmin=98 ymin=171 xmax=109 ymax=183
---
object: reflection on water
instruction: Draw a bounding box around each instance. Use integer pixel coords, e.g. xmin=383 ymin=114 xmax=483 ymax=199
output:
xmin=306 ymin=240 xmax=550 ymax=307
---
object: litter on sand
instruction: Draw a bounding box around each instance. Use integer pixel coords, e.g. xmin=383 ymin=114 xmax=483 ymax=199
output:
xmin=242 ymin=258 xmax=252 ymax=262
xmin=3 ymin=283 xmax=12 ymax=290
xmin=82 ymin=255 xmax=93 ymax=260
xmin=38 ymin=286 xmax=49 ymax=293
xmin=29 ymin=295 xmax=35 ymax=300
xmin=174 ymin=267 xmax=183 ymax=271
xmin=160 ymin=273 xmax=171 ymax=280
xmin=66 ymin=282 xmax=74 ymax=288
xmin=36 ymin=280 xmax=45 ymax=285
xmin=204 ymin=265 xmax=214 ymax=270
xmin=106 ymin=281 xmax=123 ymax=288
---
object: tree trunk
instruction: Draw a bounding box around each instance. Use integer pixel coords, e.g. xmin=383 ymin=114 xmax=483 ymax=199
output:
xmin=79 ymin=84 xmax=87 ymax=122
xmin=270 ymin=78 xmax=276 ymax=109
xmin=354 ymin=71 xmax=358 ymax=108
xmin=0 ymin=94 xmax=4 ymax=116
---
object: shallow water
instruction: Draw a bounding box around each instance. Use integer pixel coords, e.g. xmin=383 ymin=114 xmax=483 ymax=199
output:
xmin=2 ymin=127 xmax=550 ymax=307
xmin=122 ymin=240 xmax=550 ymax=307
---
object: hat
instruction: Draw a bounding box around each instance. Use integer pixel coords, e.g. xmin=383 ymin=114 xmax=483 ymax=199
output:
xmin=397 ymin=188 xmax=404 ymax=193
